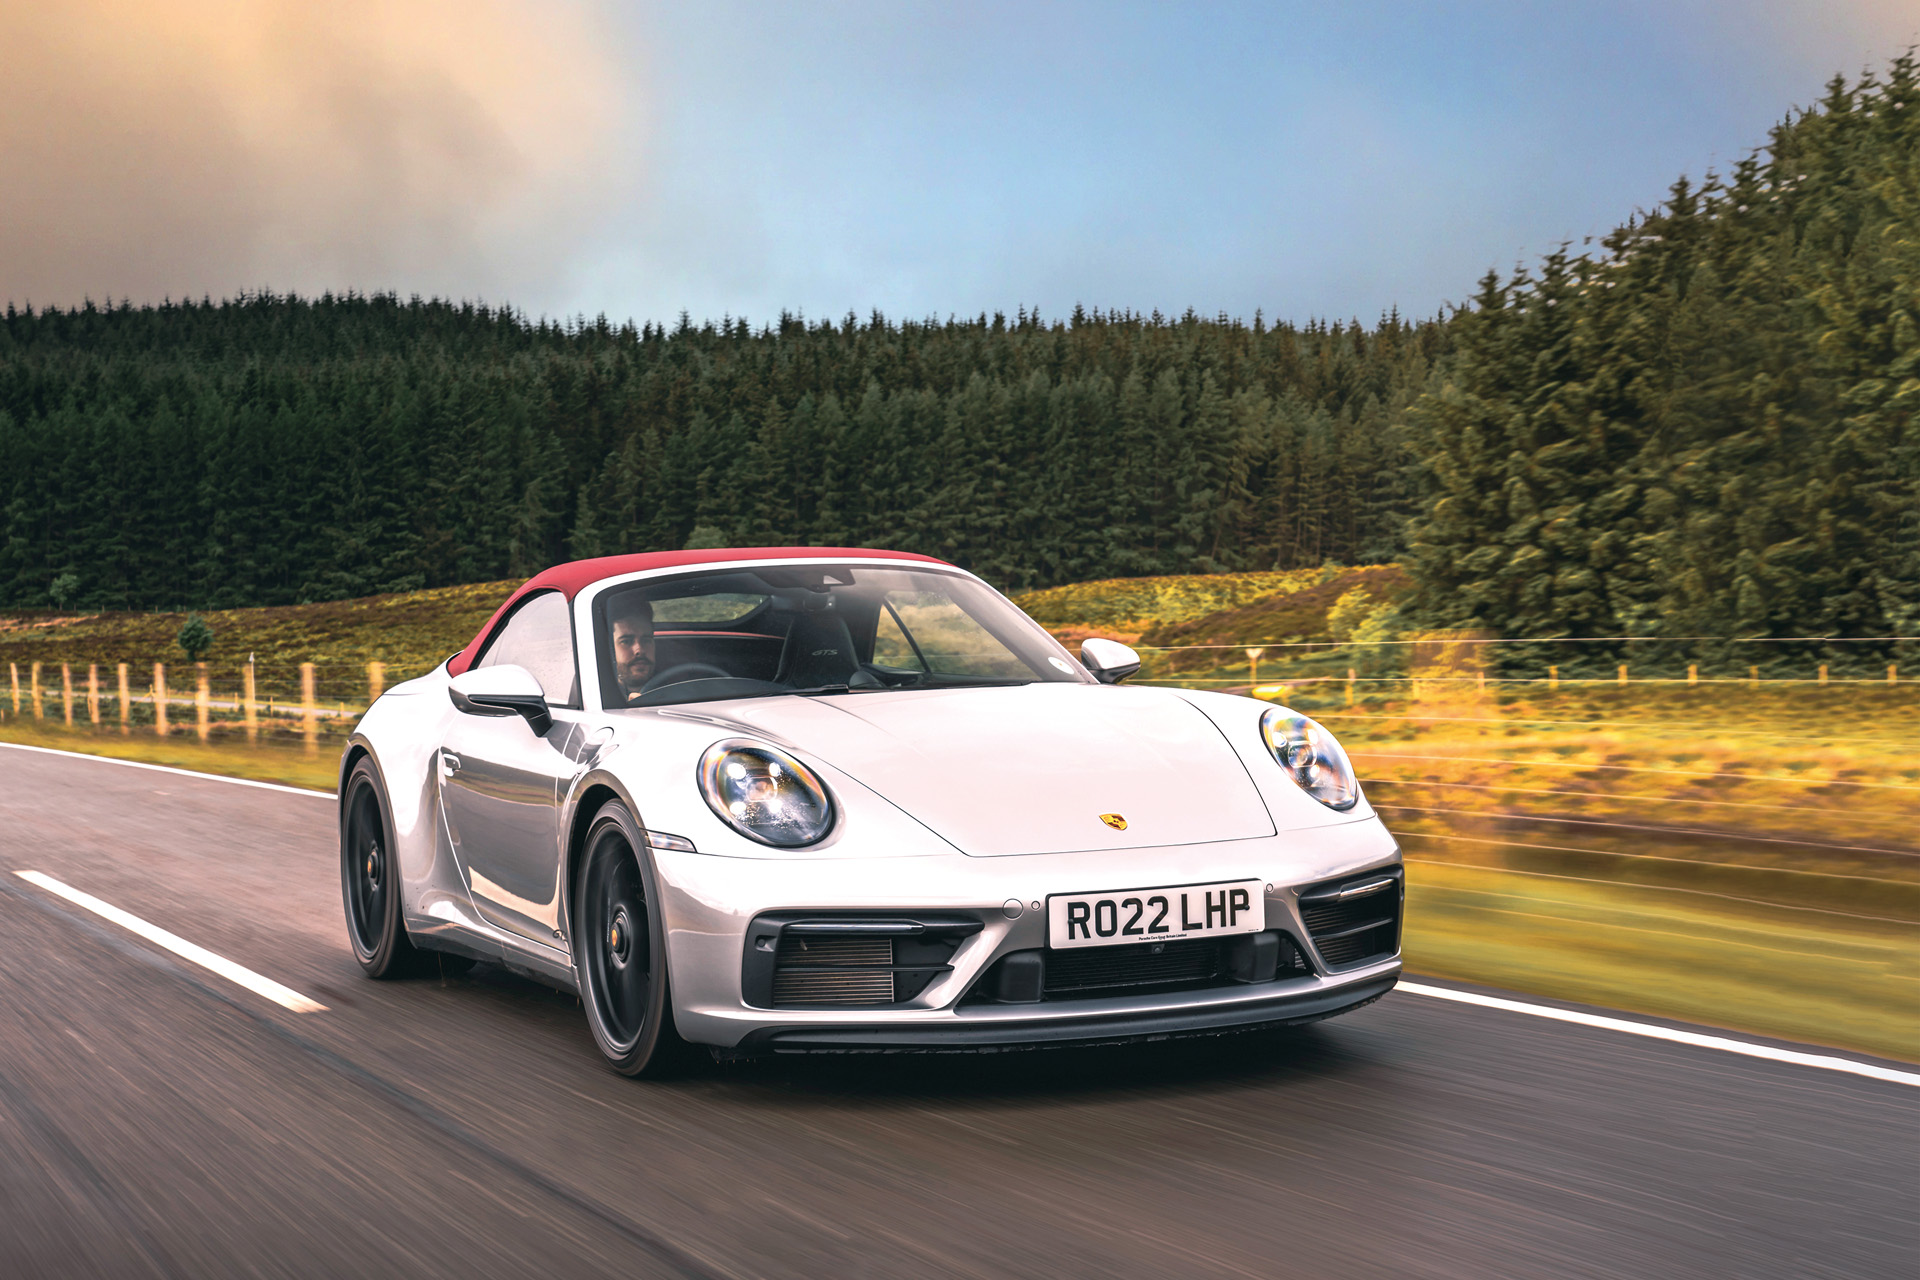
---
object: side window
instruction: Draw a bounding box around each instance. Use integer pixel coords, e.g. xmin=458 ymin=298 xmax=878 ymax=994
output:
xmin=476 ymin=591 xmax=578 ymax=706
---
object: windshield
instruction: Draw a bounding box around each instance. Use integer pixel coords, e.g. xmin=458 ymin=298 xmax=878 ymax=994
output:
xmin=593 ymin=564 xmax=1089 ymax=708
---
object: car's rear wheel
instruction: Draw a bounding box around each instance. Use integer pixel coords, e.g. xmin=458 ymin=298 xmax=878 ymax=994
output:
xmin=341 ymin=757 xmax=423 ymax=978
xmin=575 ymin=800 xmax=693 ymax=1076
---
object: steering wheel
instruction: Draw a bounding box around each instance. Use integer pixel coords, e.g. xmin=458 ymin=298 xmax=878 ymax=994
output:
xmin=640 ymin=662 xmax=733 ymax=694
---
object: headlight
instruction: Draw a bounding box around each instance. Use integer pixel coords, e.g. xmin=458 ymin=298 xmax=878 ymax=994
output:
xmin=698 ymin=739 xmax=836 ymax=847
xmin=1260 ymin=708 xmax=1360 ymax=811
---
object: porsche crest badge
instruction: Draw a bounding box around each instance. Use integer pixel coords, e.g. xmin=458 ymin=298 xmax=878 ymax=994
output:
xmin=1099 ymin=813 xmax=1128 ymax=831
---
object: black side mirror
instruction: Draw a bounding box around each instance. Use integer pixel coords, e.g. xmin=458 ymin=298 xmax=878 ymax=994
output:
xmin=448 ymin=665 xmax=554 ymax=735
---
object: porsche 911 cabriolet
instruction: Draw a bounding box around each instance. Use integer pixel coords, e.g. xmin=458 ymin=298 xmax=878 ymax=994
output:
xmin=339 ymin=547 xmax=1402 ymax=1074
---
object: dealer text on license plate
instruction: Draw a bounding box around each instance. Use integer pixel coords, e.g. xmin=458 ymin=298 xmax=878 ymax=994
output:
xmin=1047 ymin=879 xmax=1265 ymax=950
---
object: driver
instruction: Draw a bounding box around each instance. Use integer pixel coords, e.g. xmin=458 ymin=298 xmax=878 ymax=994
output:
xmin=610 ymin=596 xmax=657 ymax=702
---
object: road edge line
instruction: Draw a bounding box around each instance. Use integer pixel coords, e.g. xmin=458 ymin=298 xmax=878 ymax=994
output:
xmin=14 ymin=870 xmax=328 ymax=1013
xmin=1399 ymin=980 xmax=1919 ymax=1088
xmin=0 ymin=740 xmax=334 ymax=798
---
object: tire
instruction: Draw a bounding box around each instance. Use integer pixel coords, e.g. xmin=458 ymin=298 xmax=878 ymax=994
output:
xmin=340 ymin=757 xmax=424 ymax=978
xmin=574 ymin=800 xmax=694 ymax=1077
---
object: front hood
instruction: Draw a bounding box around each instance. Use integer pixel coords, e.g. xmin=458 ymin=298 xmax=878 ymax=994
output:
xmin=702 ymin=683 xmax=1277 ymax=856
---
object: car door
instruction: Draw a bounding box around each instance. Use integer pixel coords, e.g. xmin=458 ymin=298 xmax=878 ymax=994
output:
xmin=438 ymin=590 xmax=585 ymax=949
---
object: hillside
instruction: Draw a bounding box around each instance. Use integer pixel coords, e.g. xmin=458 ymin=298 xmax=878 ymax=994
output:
xmin=0 ymin=582 xmax=512 ymax=703
xmin=1008 ymin=568 xmax=1327 ymax=640
xmin=1140 ymin=563 xmax=1410 ymax=653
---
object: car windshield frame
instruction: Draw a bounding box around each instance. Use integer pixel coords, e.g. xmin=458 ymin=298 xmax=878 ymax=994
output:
xmin=588 ymin=562 xmax=1091 ymax=709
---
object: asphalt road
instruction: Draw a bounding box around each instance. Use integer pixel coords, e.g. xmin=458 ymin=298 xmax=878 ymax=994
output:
xmin=1 ymin=748 xmax=1913 ymax=1279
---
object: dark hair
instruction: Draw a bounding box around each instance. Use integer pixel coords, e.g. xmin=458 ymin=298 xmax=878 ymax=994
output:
xmin=609 ymin=594 xmax=654 ymax=627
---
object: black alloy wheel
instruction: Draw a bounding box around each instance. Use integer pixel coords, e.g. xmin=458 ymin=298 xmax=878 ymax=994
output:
xmin=575 ymin=800 xmax=692 ymax=1076
xmin=341 ymin=758 xmax=421 ymax=977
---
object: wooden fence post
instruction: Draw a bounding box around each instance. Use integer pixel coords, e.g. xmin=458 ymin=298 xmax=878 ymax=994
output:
xmin=243 ymin=661 xmax=258 ymax=744
xmin=1749 ymin=665 xmax=1759 ymax=685
xmin=1346 ymin=667 xmax=1356 ymax=705
xmin=196 ymin=663 xmax=211 ymax=742
xmin=31 ymin=661 xmax=43 ymax=719
xmin=61 ymin=663 xmax=74 ymax=726
xmin=1687 ymin=663 xmax=1698 ymax=686
xmin=8 ymin=661 xmax=17 ymax=714
xmin=1892 ymin=665 xmax=1899 ymax=686
xmin=368 ymin=661 xmax=386 ymax=706
xmin=118 ymin=663 xmax=130 ymax=733
xmin=154 ymin=663 xmax=168 ymax=736
xmin=1818 ymin=663 xmax=1829 ymax=685
xmin=301 ymin=662 xmax=318 ymax=756
xmin=88 ymin=664 xmax=100 ymax=725
xmin=1617 ymin=663 xmax=1628 ymax=686
xmin=1548 ymin=665 xmax=1559 ymax=690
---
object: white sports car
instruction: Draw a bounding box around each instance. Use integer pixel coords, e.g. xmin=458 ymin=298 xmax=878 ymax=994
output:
xmin=340 ymin=548 xmax=1402 ymax=1075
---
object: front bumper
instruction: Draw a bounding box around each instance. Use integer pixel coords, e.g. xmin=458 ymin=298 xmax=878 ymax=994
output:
xmin=654 ymin=815 xmax=1402 ymax=1050
xmin=732 ymin=967 xmax=1399 ymax=1054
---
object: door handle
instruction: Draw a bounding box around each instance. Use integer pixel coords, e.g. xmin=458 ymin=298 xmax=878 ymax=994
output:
xmin=440 ymin=751 xmax=462 ymax=775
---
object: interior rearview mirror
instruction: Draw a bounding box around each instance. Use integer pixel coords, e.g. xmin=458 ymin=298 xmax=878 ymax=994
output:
xmin=448 ymin=664 xmax=553 ymax=734
xmin=1079 ymin=637 xmax=1141 ymax=684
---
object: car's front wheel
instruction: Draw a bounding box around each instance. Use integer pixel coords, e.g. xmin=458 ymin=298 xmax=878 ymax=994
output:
xmin=574 ymin=799 xmax=693 ymax=1076
xmin=341 ymin=757 xmax=422 ymax=977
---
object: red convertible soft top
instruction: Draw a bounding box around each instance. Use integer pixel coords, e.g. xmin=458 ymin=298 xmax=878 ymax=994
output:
xmin=448 ymin=547 xmax=952 ymax=676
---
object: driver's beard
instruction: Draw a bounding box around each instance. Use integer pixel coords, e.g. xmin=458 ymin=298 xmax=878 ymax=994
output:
xmin=618 ymin=655 xmax=654 ymax=695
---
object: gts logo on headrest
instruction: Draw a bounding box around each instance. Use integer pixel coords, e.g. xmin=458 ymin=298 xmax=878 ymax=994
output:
xmin=810 ymin=648 xmax=839 ymax=657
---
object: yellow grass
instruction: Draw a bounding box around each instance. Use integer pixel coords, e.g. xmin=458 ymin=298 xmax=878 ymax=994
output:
xmin=0 ymin=719 xmax=342 ymax=791
xmin=1011 ymin=568 xmax=1328 ymax=636
xmin=1404 ymin=861 xmax=1918 ymax=1061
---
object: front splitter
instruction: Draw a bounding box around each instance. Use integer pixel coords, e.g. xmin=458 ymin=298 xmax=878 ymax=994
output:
xmin=728 ymin=973 xmax=1398 ymax=1055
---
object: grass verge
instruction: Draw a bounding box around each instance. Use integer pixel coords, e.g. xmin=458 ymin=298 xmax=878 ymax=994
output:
xmin=1403 ymin=860 xmax=1918 ymax=1062
xmin=0 ymin=721 xmax=342 ymax=792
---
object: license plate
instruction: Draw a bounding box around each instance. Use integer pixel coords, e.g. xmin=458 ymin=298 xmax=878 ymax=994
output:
xmin=1047 ymin=879 xmax=1265 ymax=950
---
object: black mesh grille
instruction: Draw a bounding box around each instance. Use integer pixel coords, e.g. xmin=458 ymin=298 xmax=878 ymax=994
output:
xmin=1044 ymin=938 xmax=1224 ymax=997
xmin=743 ymin=916 xmax=978 ymax=1009
xmin=966 ymin=931 xmax=1315 ymax=1005
xmin=771 ymin=936 xmax=895 ymax=1007
xmin=1276 ymin=932 xmax=1313 ymax=975
xmin=1300 ymin=871 xmax=1402 ymax=969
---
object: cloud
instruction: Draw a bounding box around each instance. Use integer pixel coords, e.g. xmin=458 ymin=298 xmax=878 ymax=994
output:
xmin=0 ymin=0 xmax=627 ymax=308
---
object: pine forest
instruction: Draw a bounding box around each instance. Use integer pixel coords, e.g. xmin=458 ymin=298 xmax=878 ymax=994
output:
xmin=2 ymin=57 xmax=1913 ymax=672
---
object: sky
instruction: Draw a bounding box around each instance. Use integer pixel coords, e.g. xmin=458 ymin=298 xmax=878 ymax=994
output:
xmin=2 ymin=0 xmax=1915 ymax=327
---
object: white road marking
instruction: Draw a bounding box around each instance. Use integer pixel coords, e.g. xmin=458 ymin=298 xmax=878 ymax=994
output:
xmin=14 ymin=871 xmax=328 ymax=1013
xmin=0 ymin=741 xmax=333 ymax=798
xmin=1400 ymin=980 xmax=1918 ymax=1088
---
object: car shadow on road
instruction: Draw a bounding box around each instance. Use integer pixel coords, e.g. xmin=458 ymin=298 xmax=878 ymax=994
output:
xmin=695 ymin=1018 xmax=1400 ymax=1107
xmin=430 ymin=961 xmax=1403 ymax=1106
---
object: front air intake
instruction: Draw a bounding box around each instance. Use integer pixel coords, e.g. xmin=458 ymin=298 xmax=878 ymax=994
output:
xmin=1044 ymin=937 xmax=1223 ymax=996
xmin=1299 ymin=868 xmax=1403 ymax=969
xmin=741 ymin=914 xmax=983 ymax=1009
xmin=964 ymin=932 xmax=1313 ymax=1004
xmin=770 ymin=936 xmax=896 ymax=1006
